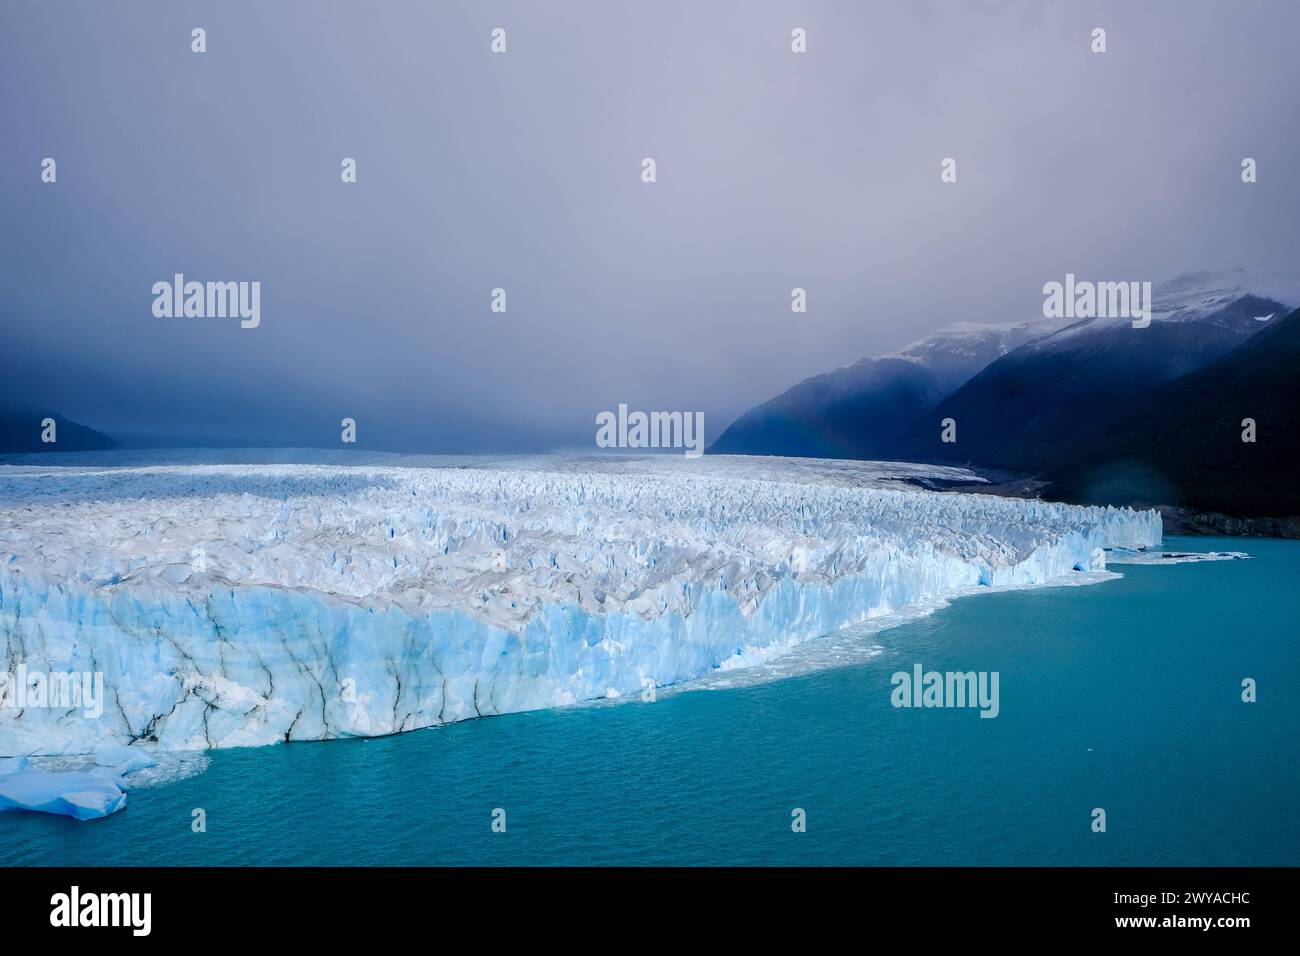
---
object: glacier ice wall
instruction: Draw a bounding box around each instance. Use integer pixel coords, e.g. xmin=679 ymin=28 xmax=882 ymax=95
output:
xmin=0 ymin=460 xmax=1161 ymax=753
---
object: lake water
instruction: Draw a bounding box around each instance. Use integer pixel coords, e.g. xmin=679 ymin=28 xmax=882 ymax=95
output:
xmin=3 ymin=536 xmax=1296 ymax=866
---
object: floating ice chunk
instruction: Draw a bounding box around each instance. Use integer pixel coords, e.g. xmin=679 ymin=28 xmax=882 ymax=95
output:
xmin=1105 ymin=548 xmax=1250 ymax=565
xmin=93 ymin=744 xmax=158 ymax=775
xmin=0 ymin=767 xmax=127 ymax=820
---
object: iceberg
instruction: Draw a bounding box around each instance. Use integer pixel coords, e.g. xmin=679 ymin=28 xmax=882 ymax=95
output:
xmin=0 ymin=455 xmax=1161 ymax=754
xmin=0 ymin=756 xmax=128 ymax=820
xmin=1104 ymin=547 xmax=1250 ymax=565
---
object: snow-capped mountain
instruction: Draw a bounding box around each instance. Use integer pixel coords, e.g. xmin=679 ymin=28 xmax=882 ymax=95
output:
xmin=1116 ymin=268 xmax=1300 ymax=329
xmin=1018 ymin=269 xmax=1300 ymax=348
xmin=918 ymin=269 xmax=1300 ymax=471
xmin=889 ymin=319 xmax=1063 ymax=373
xmin=1045 ymin=304 xmax=1300 ymax=518
xmin=709 ymin=317 xmax=1060 ymax=459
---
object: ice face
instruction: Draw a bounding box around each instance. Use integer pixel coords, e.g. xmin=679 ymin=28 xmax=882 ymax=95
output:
xmin=0 ymin=457 xmax=1161 ymax=754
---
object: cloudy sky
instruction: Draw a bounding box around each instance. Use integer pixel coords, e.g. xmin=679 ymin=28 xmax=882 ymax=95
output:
xmin=2 ymin=0 xmax=1297 ymax=451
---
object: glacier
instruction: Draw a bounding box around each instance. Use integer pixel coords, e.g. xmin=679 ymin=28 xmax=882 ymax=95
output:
xmin=0 ymin=455 xmax=1161 ymax=755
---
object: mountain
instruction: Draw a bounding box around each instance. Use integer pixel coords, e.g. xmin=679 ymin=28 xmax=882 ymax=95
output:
xmin=913 ymin=270 xmax=1300 ymax=470
xmin=1044 ymin=305 xmax=1300 ymax=517
xmin=709 ymin=319 xmax=1059 ymax=459
xmin=0 ymin=403 xmax=116 ymax=454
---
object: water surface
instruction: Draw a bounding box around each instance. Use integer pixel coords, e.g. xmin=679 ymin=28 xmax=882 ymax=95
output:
xmin=3 ymin=537 xmax=1295 ymax=866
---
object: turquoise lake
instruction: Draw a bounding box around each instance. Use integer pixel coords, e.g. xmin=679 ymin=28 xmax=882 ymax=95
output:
xmin=3 ymin=536 xmax=1296 ymax=866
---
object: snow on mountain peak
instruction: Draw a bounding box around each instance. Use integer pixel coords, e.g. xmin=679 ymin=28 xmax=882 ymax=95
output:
xmin=1023 ymin=268 xmax=1300 ymax=347
xmin=1150 ymin=268 xmax=1300 ymax=322
xmin=825 ymin=268 xmax=1299 ymax=378
xmin=1155 ymin=267 xmax=1300 ymax=298
xmin=890 ymin=317 xmax=1064 ymax=371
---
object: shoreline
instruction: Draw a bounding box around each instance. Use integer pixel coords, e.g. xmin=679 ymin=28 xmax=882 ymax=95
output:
xmin=910 ymin=470 xmax=1300 ymax=540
